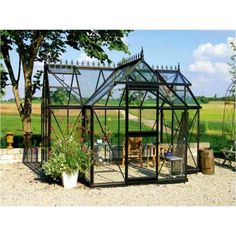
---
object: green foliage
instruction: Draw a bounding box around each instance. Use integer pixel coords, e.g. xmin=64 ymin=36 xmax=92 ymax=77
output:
xmin=228 ymin=41 xmax=236 ymax=82
xmin=199 ymin=122 xmax=207 ymax=136
xmin=197 ymin=96 xmax=209 ymax=104
xmin=0 ymin=70 xmax=8 ymax=97
xmin=0 ymin=53 xmax=8 ymax=97
xmin=128 ymin=91 xmax=144 ymax=105
xmin=42 ymin=132 xmax=91 ymax=180
xmin=50 ymin=88 xmax=68 ymax=105
xmin=42 ymin=153 xmax=65 ymax=181
xmin=200 ymin=134 xmax=232 ymax=152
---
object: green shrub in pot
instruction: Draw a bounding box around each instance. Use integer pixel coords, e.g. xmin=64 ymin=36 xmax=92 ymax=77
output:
xmin=42 ymin=132 xmax=91 ymax=182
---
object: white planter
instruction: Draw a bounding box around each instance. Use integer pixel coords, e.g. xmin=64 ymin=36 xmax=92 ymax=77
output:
xmin=62 ymin=172 xmax=78 ymax=189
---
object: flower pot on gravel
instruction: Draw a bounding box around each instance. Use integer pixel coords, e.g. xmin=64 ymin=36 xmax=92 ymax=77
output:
xmin=42 ymin=131 xmax=91 ymax=187
xmin=62 ymin=172 xmax=78 ymax=189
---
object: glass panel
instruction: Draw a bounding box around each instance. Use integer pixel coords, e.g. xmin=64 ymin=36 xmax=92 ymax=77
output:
xmin=78 ymin=69 xmax=112 ymax=101
xmin=94 ymin=83 xmax=126 ymax=107
xmin=161 ymin=109 xmax=172 ymax=144
xmin=129 ymin=65 xmax=156 ymax=83
xmin=158 ymin=109 xmax=186 ymax=179
xmin=93 ymin=110 xmax=125 ymax=184
xmin=159 ymin=85 xmax=186 ymax=106
xmin=160 ymin=71 xmax=177 ymax=83
xmin=187 ymin=110 xmax=199 ymax=170
xmin=173 ymin=86 xmax=199 ymax=106
xmin=128 ymin=88 xmax=157 ymax=132
xmin=157 ymin=143 xmax=173 ymax=179
xmin=127 ymin=136 xmax=157 ymax=179
xmin=50 ymin=109 xmax=81 ymax=140
xmin=48 ymin=71 xmax=83 ymax=105
xmin=49 ymin=87 xmax=81 ymax=105
xmin=86 ymin=64 xmax=134 ymax=106
xmin=172 ymin=110 xmax=187 ymax=175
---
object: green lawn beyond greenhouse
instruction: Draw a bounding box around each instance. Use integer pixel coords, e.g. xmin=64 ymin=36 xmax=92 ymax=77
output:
xmin=0 ymin=101 xmax=233 ymax=151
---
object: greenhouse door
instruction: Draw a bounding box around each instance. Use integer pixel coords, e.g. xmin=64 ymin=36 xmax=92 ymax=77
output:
xmin=125 ymin=84 xmax=159 ymax=183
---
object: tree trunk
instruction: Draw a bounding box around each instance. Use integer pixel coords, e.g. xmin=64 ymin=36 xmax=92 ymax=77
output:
xmin=22 ymin=65 xmax=33 ymax=149
xmin=2 ymin=31 xmax=45 ymax=149
xmin=22 ymin=113 xmax=32 ymax=149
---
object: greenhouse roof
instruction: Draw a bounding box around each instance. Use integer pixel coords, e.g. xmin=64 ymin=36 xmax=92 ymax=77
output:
xmin=85 ymin=55 xmax=200 ymax=108
xmin=45 ymin=50 xmax=200 ymax=108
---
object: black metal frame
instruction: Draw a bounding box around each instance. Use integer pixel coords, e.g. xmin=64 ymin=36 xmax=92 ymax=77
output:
xmin=42 ymin=50 xmax=201 ymax=187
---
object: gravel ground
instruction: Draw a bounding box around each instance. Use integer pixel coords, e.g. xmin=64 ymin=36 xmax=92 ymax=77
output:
xmin=0 ymin=162 xmax=235 ymax=206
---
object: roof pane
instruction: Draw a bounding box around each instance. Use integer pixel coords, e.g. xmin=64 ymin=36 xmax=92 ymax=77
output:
xmin=86 ymin=64 xmax=134 ymax=105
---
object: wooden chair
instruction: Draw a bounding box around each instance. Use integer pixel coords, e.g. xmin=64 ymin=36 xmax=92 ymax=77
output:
xmin=221 ymin=141 xmax=236 ymax=166
xmin=152 ymin=144 xmax=169 ymax=167
xmin=122 ymin=137 xmax=143 ymax=167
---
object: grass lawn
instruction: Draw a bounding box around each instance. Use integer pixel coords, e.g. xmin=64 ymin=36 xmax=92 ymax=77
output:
xmin=0 ymin=100 xmax=233 ymax=151
xmin=0 ymin=115 xmax=41 ymax=137
xmin=130 ymin=101 xmax=226 ymax=134
xmin=200 ymin=101 xmax=224 ymax=122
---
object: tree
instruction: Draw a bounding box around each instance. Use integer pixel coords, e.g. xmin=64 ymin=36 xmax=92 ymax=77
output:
xmin=0 ymin=30 xmax=131 ymax=146
xmin=229 ymin=41 xmax=236 ymax=82
xmin=50 ymin=88 xmax=69 ymax=105
xmin=0 ymin=53 xmax=8 ymax=97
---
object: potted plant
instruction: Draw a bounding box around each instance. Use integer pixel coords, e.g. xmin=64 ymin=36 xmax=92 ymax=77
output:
xmin=42 ymin=132 xmax=91 ymax=189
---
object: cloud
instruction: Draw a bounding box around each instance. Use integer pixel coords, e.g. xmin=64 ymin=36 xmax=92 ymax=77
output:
xmin=188 ymin=37 xmax=233 ymax=79
xmin=193 ymin=42 xmax=232 ymax=60
xmin=77 ymin=52 xmax=98 ymax=63
xmin=189 ymin=60 xmax=215 ymax=74
xmin=189 ymin=60 xmax=229 ymax=76
xmin=191 ymin=76 xmax=209 ymax=88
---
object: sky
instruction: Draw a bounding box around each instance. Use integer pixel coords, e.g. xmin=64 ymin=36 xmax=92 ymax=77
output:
xmin=0 ymin=0 xmax=235 ymax=234
xmin=2 ymin=30 xmax=236 ymax=99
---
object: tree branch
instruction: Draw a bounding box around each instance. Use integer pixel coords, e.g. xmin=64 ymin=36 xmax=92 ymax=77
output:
xmin=2 ymin=46 xmax=23 ymax=115
xmin=29 ymin=31 xmax=45 ymax=66
xmin=17 ymin=54 xmax=21 ymax=83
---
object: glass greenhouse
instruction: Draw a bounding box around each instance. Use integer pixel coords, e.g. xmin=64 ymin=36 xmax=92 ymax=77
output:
xmin=41 ymin=50 xmax=201 ymax=187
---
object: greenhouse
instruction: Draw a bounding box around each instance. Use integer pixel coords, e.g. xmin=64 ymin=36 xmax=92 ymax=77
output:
xmin=41 ymin=50 xmax=201 ymax=187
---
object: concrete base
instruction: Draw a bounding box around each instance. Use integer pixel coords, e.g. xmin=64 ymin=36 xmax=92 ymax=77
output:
xmin=0 ymin=148 xmax=41 ymax=164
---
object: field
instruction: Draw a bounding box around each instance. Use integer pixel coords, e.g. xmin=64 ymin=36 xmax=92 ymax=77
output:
xmin=0 ymin=101 xmax=233 ymax=150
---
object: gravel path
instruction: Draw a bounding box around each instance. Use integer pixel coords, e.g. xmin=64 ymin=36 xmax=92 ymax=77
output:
xmin=0 ymin=162 xmax=235 ymax=206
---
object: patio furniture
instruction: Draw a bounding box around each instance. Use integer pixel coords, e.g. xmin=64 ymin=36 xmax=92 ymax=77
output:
xmin=221 ymin=141 xmax=236 ymax=166
xmin=145 ymin=143 xmax=156 ymax=167
xmin=165 ymin=155 xmax=184 ymax=177
xmin=122 ymin=137 xmax=143 ymax=167
xmin=152 ymin=144 xmax=169 ymax=167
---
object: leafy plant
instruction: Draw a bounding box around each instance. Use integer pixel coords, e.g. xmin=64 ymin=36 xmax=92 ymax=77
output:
xmin=42 ymin=132 xmax=91 ymax=181
xmin=42 ymin=152 xmax=65 ymax=181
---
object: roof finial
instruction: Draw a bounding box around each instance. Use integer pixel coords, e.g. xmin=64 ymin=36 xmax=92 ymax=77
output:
xmin=141 ymin=47 xmax=144 ymax=58
xmin=178 ymin=63 xmax=180 ymax=71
